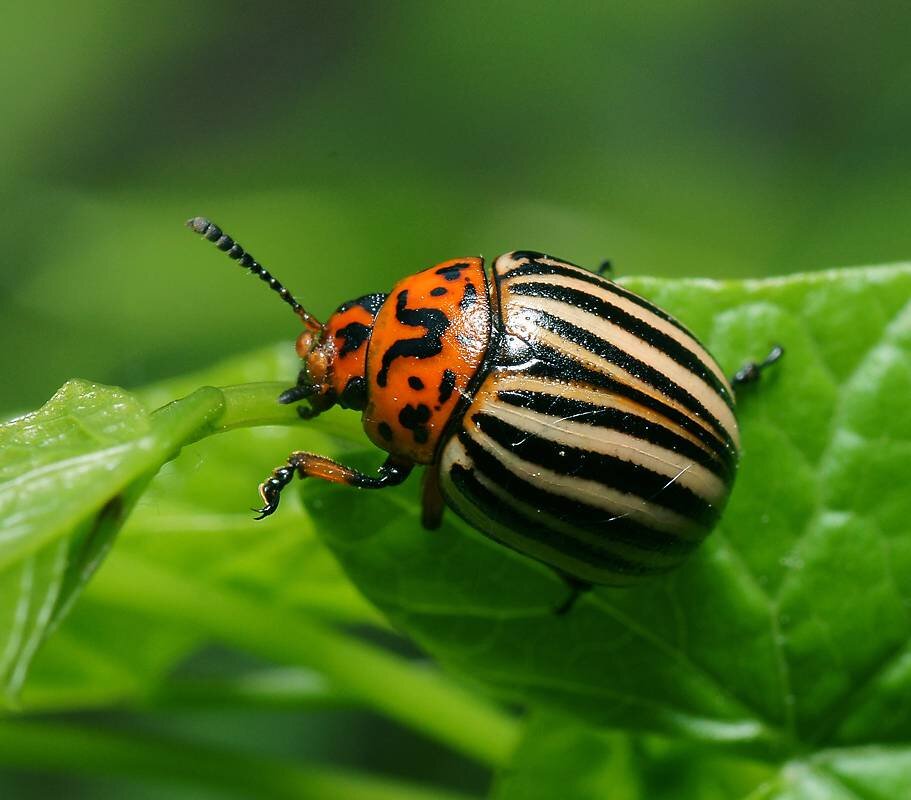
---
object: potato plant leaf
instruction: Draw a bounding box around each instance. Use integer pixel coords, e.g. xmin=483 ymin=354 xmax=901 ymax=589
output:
xmin=0 ymin=380 xmax=223 ymax=702
xmin=2 ymin=266 xmax=909 ymax=798
xmin=494 ymin=712 xmax=911 ymax=799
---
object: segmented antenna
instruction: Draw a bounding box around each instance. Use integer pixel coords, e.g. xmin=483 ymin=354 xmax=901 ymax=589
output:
xmin=187 ymin=216 xmax=322 ymax=332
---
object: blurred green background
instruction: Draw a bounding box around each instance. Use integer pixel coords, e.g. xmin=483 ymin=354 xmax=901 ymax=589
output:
xmin=3 ymin=1 xmax=911 ymax=796
xmin=5 ymin=0 xmax=911 ymax=416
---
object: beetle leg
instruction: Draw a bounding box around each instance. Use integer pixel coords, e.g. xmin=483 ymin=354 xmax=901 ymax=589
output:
xmin=554 ymin=574 xmax=593 ymax=616
xmin=597 ymin=259 xmax=613 ymax=277
xmin=420 ymin=465 xmax=446 ymax=530
xmin=731 ymin=344 xmax=784 ymax=389
xmin=254 ymin=453 xmax=413 ymax=519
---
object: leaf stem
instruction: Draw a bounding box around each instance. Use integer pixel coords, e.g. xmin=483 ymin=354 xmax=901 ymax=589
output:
xmin=0 ymin=719 xmax=476 ymax=800
xmin=192 ymin=381 xmax=302 ymax=435
xmin=171 ymin=382 xmax=365 ymax=443
xmin=90 ymin=552 xmax=521 ymax=768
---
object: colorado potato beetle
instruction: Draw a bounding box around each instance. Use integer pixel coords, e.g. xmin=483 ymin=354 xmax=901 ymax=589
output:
xmin=189 ymin=217 xmax=781 ymax=611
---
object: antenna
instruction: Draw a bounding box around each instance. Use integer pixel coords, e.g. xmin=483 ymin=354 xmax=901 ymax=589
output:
xmin=187 ymin=216 xmax=322 ymax=332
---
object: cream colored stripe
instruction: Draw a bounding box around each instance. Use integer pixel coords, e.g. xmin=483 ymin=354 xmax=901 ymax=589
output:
xmin=493 ymin=252 xmax=530 ymax=275
xmin=485 ymin=395 xmax=727 ymax=502
xmin=488 ymin=373 xmax=723 ymax=459
xmin=488 ymin=373 xmax=724 ymax=462
xmin=470 ymin=469 xmax=683 ymax=570
xmin=465 ymin=424 xmax=704 ymax=540
xmin=438 ymin=437 xmax=685 ymax=573
xmin=503 ymin=293 xmax=740 ymax=449
xmin=508 ymin=270 xmax=732 ymax=394
xmin=505 ymin=318 xmax=737 ymax=450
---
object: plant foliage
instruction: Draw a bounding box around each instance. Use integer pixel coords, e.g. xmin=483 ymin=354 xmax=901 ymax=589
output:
xmin=1 ymin=265 xmax=910 ymax=797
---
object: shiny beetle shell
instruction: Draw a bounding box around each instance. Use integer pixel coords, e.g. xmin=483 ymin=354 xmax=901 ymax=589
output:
xmin=437 ymin=252 xmax=738 ymax=585
xmin=312 ymin=250 xmax=737 ymax=586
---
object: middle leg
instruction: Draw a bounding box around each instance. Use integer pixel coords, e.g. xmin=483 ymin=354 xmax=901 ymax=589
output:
xmin=255 ymin=452 xmax=413 ymax=519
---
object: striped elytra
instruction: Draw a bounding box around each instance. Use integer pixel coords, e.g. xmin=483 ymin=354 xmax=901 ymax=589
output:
xmin=189 ymin=219 xmax=769 ymax=606
xmin=438 ymin=252 xmax=738 ymax=586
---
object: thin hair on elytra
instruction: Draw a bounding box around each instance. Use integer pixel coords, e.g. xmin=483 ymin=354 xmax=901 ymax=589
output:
xmin=187 ymin=216 xmax=322 ymax=332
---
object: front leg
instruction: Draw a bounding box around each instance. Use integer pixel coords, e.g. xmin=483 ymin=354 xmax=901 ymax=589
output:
xmin=255 ymin=452 xmax=414 ymax=519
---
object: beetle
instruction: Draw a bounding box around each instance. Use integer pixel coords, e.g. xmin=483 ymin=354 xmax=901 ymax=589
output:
xmin=188 ymin=216 xmax=781 ymax=612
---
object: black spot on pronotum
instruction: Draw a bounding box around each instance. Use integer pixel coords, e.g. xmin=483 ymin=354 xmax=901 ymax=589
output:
xmin=376 ymin=290 xmax=450 ymax=387
xmin=408 ymin=376 xmax=425 ymax=391
xmin=378 ymin=422 xmax=394 ymax=441
xmin=438 ymin=368 xmax=456 ymax=404
xmin=399 ymin=403 xmax=432 ymax=444
xmin=460 ymin=280 xmax=478 ymax=310
xmin=430 ymin=286 xmax=447 ymax=297
xmin=435 ymin=262 xmax=470 ymax=281
xmin=335 ymin=321 xmax=371 ymax=357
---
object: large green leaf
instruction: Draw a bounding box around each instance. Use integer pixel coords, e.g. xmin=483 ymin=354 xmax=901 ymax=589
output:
xmin=2 ymin=266 xmax=909 ymax=797
xmin=306 ymin=265 xmax=911 ymax=770
xmin=10 ymin=349 xmax=375 ymax=713
xmin=0 ymin=380 xmax=223 ymax=702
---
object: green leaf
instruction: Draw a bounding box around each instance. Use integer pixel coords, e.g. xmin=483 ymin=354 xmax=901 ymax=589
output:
xmin=305 ymin=264 xmax=911 ymax=769
xmin=7 ymin=352 xmax=370 ymax=713
xmin=493 ymin=713 xmax=911 ymax=800
xmin=491 ymin=712 xmax=633 ymax=800
xmin=0 ymin=379 xmax=224 ymax=702
xmin=5 ymin=266 xmax=910 ymax=796
xmin=493 ymin=712 xmax=771 ymax=800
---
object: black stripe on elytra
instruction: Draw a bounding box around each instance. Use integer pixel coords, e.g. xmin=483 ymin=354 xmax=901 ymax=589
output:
xmin=376 ymin=290 xmax=450 ymax=387
xmin=335 ymin=292 xmax=387 ymax=316
xmin=507 ymin=250 xmax=556 ymax=264
xmin=460 ymin=280 xmax=478 ymax=310
xmin=438 ymin=368 xmax=456 ymax=404
xmin=496 ymin=388 xmax=730 ymax=481
xmin=502 ymin=259 xmax=693 ymax=338
xmin=430 ymin=286 xmax=447 ymax=297
xmin=505 ymin=342 xmax=737 ymax=468
xmin=472 ymin=412 xmax=719 ymax=526
xmin=435 ymin=262 xmax=471 ymax=281
xmin=408 ymin=376 xmax=425 ymax=391
xmin=448 ymin=463 xmax=659 ymax=577
xmin=335 ymin=321 xmax=371 ymax=357
xmin=456 ymin=430 xmax=698 ymax=556
xmin=511 ymin=281 xmax=733 ymax=409
xmin=528 ymin=308 xmax=735 ymax=453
